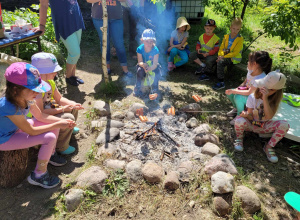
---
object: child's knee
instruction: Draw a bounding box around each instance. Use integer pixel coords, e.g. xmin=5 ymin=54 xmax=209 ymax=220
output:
xmin=43 ymin=132 xmax=57 ymax=145
xmin=170 ymin=48 xmax=178 ymax=55
xmin=235 ymin=116 xmax=247 ymax=126
xmin=278 ymin=120 xmax=290 ymax=132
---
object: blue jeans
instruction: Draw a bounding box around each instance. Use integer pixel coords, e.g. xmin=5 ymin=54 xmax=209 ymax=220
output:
xmin=92 ymin=18 xmax=127 ymax=66
xmin=168 ymin=48 xmax=188 ymax=67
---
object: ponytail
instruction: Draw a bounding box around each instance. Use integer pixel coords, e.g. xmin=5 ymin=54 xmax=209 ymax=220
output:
xmin=248 ymin=51 xmax=272 ymax=73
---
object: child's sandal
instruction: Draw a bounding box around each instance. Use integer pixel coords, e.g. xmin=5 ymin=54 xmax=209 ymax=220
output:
xmin=263 ymin=145 xmax=278 ymax=163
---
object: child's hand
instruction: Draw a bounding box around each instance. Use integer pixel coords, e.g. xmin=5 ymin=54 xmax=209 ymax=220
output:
xmin=143 ymin=63 xmax=149 ymax=71
xmin=58 ymin=119 xmax=76 ymax=129
xmin=73 ymin=103 xmax=84 ymax=110
xmin=216 ymin=56 xmax=224 ymax=62
xmin=260 ymin=87 xmax=270 ymax=100
xmin=63 ymin=105 xmax=73 ymax=113
xmin=203 ymin=53 xmax=209 ymax=57
xmin=239 ymin=111 xmax=248 ymax=118
xmin=225 ymin=89 xmax=233 ymax=95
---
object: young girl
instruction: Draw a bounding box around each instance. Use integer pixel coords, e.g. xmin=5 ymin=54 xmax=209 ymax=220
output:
xmin=0 ymin=62 xmax=76 ymax=188
xmin=134 ymin=29 xmax=161 ymax=97
xmin=225 ymin=51 xmax=272 ymax=125
xmin=31 ymin=52 xmax=84 ymax=155
xmin=167 ymin=17 xmax=190 ymax=71
xmin=234 ymin=71 xmax=289 ymax=163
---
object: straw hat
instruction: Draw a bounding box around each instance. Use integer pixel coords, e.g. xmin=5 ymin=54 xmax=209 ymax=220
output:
xmin=176 ymin=17 xmax=190 ymax=31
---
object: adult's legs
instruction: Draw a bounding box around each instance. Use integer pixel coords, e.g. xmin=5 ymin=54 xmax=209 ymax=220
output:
xmin=60 ymin=29 xmax=82 ymax=79
xmin=110 ymin=19 xmax=129 ymax=73
xmin=92 ymin=18 xmax=111 ymax=69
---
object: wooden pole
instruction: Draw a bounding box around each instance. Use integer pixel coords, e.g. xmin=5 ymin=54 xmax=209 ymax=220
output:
xmin=101 ymin=0 xmax=109 ymax=83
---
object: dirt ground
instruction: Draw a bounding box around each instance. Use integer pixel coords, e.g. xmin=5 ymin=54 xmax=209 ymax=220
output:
xmin=0 ymin=38 xmax=300 ymax=220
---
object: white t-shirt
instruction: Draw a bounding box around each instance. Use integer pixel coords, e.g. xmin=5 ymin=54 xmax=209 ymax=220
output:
xmin=171 ymin=30 xmax=189 ymax=44
xmin=246 ymin=94 xmax=265 ymax=122
xmin=245 ymin=72 xmax=266 ymax=88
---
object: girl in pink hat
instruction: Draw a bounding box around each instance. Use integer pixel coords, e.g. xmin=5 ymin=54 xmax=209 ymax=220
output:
xmin=0 ymin=62 xmax=76 ymax=188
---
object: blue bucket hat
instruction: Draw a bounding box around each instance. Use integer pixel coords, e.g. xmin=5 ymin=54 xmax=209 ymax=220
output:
xmin=142 ymin=29 xmax=156 ymax=41
xmin=31 ymin=52 xmax=62 ymax=74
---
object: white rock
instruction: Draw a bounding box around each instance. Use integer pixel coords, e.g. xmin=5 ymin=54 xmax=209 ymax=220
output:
xmin=201 ymin=142 xmax=221 ymax=156
xmin=211 ymin=171 xmax=235 ymax=194
xmin=105 ymin=159 xmax=126 ymax=170
xmin=93 ymin=100 xmax=110 ymax=116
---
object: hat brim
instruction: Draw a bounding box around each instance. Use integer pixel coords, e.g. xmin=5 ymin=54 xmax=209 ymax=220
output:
xmin=24 ymin=80 xmax=51 ymax=93
xmin=37 ymin=65 xmax=63 ymax=74
xmin=142 ymin=37 xmax=156 ymax=41
xmin=284 ymin=192 xmax=300 ymax=212
xmin=253 ymin=78 xmax=266 ymax=88
xmin=205 ymin=24 xmax=217 ymax=28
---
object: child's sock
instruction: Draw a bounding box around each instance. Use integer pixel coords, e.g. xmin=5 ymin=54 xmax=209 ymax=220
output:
xmin=34 ymin=171 xmax=46 ymax=179
xmin=200 ymin=63 xmax=206 ymax=67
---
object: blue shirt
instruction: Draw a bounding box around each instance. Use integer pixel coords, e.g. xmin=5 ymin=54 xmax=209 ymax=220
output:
xmin=0 ymin=97 xmax=29 ymax=144
xmin=136 ymin=44 xmax=160 ymax=64
xmin=49 ymin=0 xmax=85 ymax=42
xmin=227 ymin=34 xmax=239 ymax=49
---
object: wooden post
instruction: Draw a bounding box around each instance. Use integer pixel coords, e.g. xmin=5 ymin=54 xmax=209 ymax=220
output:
xmin=0 ymin=149 xmax=29 ymax=188
xmin=101 ymin=0 xmax=109 ymax=83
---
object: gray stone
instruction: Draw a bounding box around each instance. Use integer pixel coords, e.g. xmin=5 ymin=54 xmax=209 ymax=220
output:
xmin=142 ymin=162 xmax=164 ymax=183
xmin=129 ymin=103 xmax=149 ymax=115
xmin=91 ymin=120 xmax=124 ymax=130
xmin=112 ymin=111 xmax=125 ymax=120
xmin=186 ymin=117 xmax=199 ymax=128
xmin=112 ymin=100 xmax=122 ymax=107
xmin=105 ymin=159 xmax=126 ymax=170
xmin=211 ymin=171 xmax=235 ymax=194
xmin=177 ymin=160 xmax=194 ymax=182
xmin=163 ymin=171 xmax=180 ymax=191
xmin=76 ymin=166 xmax=108 ymax=193
xmin=126 ymin=160 xmax=143 ymax=182
xmin=178 ymin=113 xmax=187 ymax=122
xmin=201 ymin=142 xmax=221 ymax=156
xmin=179 ymin=103 xmax=201 ymax=114
xmin=235 ymin=186 xmax=261 ymax=214
xmin=126 ymin=111 xmax=135 ymax=120
xmin=204 ymin=154 xmax=238 ymax=177
xmin=65 ymin=189 xmax=84 ymax=212
xmin=97 ymin=143 xmax=117 ymax=157
xmin=213 ymin=193 xmax=233 ymax=216
xmin=93 ymin=100 xmax=110 ymax=116
xmin=195 ymin=132 xmax=219 ymax=146
xmin=193 ymin=123 xmax=210 ymax=134
xmin=96 ymin=128 xmax=120 ymax=145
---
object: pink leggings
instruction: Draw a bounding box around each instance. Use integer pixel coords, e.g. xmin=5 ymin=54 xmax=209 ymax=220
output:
xmin=0 ymin=119 xmax=59 ymax=173
xmin=234 ymin=116 xmax=290 ymax=148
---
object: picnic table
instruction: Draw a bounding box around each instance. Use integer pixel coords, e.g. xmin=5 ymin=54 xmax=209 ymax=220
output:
xmin=0 ymin=30 xmax=42 ymax=57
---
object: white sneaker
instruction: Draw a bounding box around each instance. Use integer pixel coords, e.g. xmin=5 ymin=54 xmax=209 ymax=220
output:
xmin=234 ymin=139 xmax=244 ymax=151
xmin=227 ymin=108 xmax=237 ymax=117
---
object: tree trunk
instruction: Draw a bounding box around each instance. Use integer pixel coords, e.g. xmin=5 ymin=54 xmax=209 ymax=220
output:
xmin=0 ymin=149 xmax=28 ymax=188
xmin=101 ymin=0 xmax=109 ymax=83
xmin=241 ymin=0 xmax=249 ymax=20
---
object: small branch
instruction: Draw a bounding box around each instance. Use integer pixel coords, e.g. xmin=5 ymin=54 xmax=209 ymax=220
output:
xmin=243 ymin=32 xmax=266 ymax=53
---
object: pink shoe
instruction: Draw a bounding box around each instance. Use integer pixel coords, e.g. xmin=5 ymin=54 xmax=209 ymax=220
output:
xmin=168 ymin=62 xmax=175 ymax=71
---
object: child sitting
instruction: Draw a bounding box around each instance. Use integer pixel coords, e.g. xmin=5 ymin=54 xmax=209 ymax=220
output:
xmin=213 ymin=17 xmax=244 ymax=90
xmin=134 ymin=29 xmax=161 ymax=97
xmin=225 ymin=51 xmax=272 ymax=125
xmin=189 ymin=19 xmax=219 ymax=79
xmin=167 ymin=17 xmax=190 ymax=71
xmin=234 ymin=71 xmax=289 ymax=163
xmin=0 ymin=62 xmax=76 ymax=188
xmin=31 ymin=52 xmax=84 ymax=155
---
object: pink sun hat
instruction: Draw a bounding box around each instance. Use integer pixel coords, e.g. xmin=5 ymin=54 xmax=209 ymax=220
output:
xmin=4 ymin=62 xmax=51 ymax=93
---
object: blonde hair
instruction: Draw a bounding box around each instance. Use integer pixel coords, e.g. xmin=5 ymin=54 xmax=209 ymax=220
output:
xmin=231 ymin=17 xmax=243 ymax=27
xmin=254 ymin=88 xmax=283 ymax=114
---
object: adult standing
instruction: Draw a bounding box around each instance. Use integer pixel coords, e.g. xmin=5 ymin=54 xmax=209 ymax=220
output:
xmin=86 ymin=0 xmax=132 ymax=77
xmin=35 ymin=0 xmax=85 ymax=87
